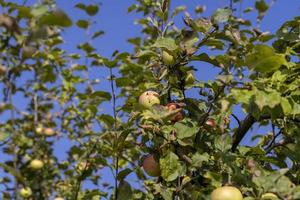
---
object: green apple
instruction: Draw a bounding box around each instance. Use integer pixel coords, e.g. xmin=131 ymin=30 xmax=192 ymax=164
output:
xmin=139 ymin=91 xmax=160 ymax=108
xmin=162 ymin=51 xmax=175 ymax=65
xmin=19 ymin=187 xmax=32 ymax=198
xmin=142 ymin=154 xmax=160 ymax=177
xmin=211 ymin=186 xmax=243 ymax=200
xmin=261 ymin=193 xmax=279 ymax=200
xmin=30 ymin=159 xmax=44 ymax=170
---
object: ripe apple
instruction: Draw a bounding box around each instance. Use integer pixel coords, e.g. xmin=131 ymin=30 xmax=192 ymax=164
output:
xmin=139 ymin=91 xmax=160 ymax=109
xmin=142 ymin=154 xmax=160 ymax=177
xmin=54 ymin=197 xmax=65 ymax=200
xmin=30 ymin=159 xmax=44 ymax=170
xmin=166 ymin=103 xmax=184 ymax=123
xmin=44 ymin=128 xmax=56 ymax=136
xmin=211 ymin=186 xmax=243 ymax=200
xmin=162 ymin=51 xmax=175 ymax=65
xmin=261 ymin=193 xmax=279 ymax=200
xmin=206 ymin=118 xmax=216 ymax=128
xmin=19 ymin=187 xmax=32 ymax=198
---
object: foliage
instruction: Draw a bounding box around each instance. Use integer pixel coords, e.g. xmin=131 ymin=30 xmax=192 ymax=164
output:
xmin=0 ymin=0 xmax=299 ymax=199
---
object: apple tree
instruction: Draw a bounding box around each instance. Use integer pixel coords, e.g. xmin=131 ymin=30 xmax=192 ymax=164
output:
xmin=0 ymin=0 xmax=299 ymax=199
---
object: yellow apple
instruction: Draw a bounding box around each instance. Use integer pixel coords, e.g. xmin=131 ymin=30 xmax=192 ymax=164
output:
xmin=139 ymin=91 xmax=160 ymax=108
xmin=211 ymin=186 xmax=243 ymax=200
xmin=54 ymin=197 xmax=65 ymax=200
xmin=30 ymin=159 xmax=44 ymax=170
xmin=261 ymin=193 xmax=279 ymax=200
xmin=19 ymin=187 xmax=32 ymax=198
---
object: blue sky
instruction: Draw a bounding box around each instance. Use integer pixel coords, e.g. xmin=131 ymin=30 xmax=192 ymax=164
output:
xmin=1 ymin=0 xmax=300 ymax=198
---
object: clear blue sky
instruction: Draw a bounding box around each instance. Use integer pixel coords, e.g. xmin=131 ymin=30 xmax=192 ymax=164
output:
xmin=1 ymin=0 xmax=300 ymax=198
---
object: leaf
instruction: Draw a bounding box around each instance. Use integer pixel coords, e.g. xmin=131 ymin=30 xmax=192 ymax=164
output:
xmin=39 ymin=9 xmax=72 ymax=27
xmin=117 ymin=168 xmax=132 ymax=181
xmin=171 ymin=5 xmax=186 ymax=18
xmin=191 ymin=152 xmax=209 ymax=168
xmin=245 ymin=45 xmax=287 ymax=73
xmin=281 ymin=98 xmax=292 ymax=114
xmin=191 ymin=53 xmax=220 ymax=67
xmin=92 ymin=31 xmax=104 ymax=39
xmin=31 ymin=5 xmax=48 ymax=17
xmin=212 ymin=8 xmax=232 ymax=23
xmin=160 ymin=151 xmax=181 ymax=182
xmin=76 ymin=20 xmax=89 ymax=29
xmin=91 ymin=91 xmax=111 ymax=101
xmin=214 ymin=134 xmax=232 ymax=152
xmin=174 ymin=120 xmax=199 ymax=139
xmin=255 ymin=0 xmax=268 ymax=13
xmin=152 ymin=38 xmax=178 ymax=51
xmin=117 ymin=181 xmax=132 ymax=200
xmin=0 ymin=131 xmax=9 ymax=141
xmin=86 ymin=5 xmax=99 ymax=16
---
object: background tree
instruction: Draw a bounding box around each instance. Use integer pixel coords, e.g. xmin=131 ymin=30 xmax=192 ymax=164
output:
xmin=0 ymin=0 xmax=299 ymax=199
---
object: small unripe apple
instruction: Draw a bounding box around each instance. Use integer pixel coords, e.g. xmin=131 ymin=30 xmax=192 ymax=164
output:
xmin=35 ymin=127 xmax=43 ymax=134
xmin=19 ymin=187 xmax=32 ymax=198
xmin=142 ymin=154 xmax=160 ymax=177
xmin=206 ymin=118 xmax=216 ymax=128
xmin=261 ymin=193 xmax=279 ymax=200
xmin=166 ymin=103 xmax=184 ymax=123
xmin=139 ymin=91 xmax=160 ymax=109
xmin=162 ymin=51 xmax=175 ymax=65
xmin=30 ymin=159 xmax=44 ymax=170
xmin=0 ymin=65 xmax=6 ymax=75
xmin=211 ymin=186 xmax=243 ymax=200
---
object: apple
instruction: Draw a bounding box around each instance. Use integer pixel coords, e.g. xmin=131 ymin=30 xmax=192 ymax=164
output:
xmin=142 ymin=154 xmax=160 ymax=177
xmin=54 ymin=197 xmax=65 ymax=200
xmin=206 ymin=118 xmax=216 ymax=128
xmin=261 ymin=193 xmax=279 ymax=200
xmin=19 ymin=187 xmax=32 ymax=198
xmin=0 ymin=65 xmax=6 ymax=75
xmin=139 ymin=91 xmax=160 ymax=108
xmin=35 ymin=127 xmax=56 ymax=136
xmin=211 ymin=186 xmax=243 ymax=200
xmin=44 ymin=128 xmax=56 ymax=136
xmin=30 ymin=159 xmax=44 ymax=170
xmin=166 ymin=103 xmax=184 ymax=123
xmin=162 ymin=51 xmax=175 ymax=65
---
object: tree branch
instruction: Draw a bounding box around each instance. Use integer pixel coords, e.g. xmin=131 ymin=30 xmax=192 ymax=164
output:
xmin=231 ymin=114 xmax=256 ymax=152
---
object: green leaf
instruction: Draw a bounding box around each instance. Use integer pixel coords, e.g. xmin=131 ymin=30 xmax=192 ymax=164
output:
xmin=92 ymin=31 xmax=104 ymax=39
xmin=86 ymin=5 xmax=99 ymax=16
xmin=31 ymin=5 xmax=48 ymax=17
xmin=281 ymin=98 xmax=292 ymax=114
xmin=214 ymin=134 xmax=232 ymax=152
xmin=91 ymin=91 xmax=111 ymax=101
xmin=255 ymin=0 xmax=268 ymax=13
xmin=160 ymin=151 xmax=181 ymax=182
xmin=39 ymin=9 xmax=72 ymax=27
xmin=212 ymin=8 xmax=232 ymax=23
xmin=117 ymin=168 xmax=132 ymax=181
xmin=174 ymin=120 xmax=199 ymax=139
xmin=76 ymin=20 xmax=89 ymax=29
xmin=191 ymin=152 xmax=209 ymax=168
xmin=0 ymin=131 xmax=9 ymax=141
xmin=152 ymin=38 xmax=178 ymax=51
xmin=245 ymin=45 xmax=287 ymax=73
xmin=191 ymin=53 xmax=220 ymax=67
xmin=117 ymin=181 xmax=132 ymax=200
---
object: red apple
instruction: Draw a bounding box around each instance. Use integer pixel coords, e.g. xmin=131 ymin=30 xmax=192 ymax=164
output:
xmin=166 ymin=103 xmax=184 ymax=123
xmin=142 ymin=154 xmax=160 ymax=177
xmin=206 ymin=118 xmax=216 ymax=128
